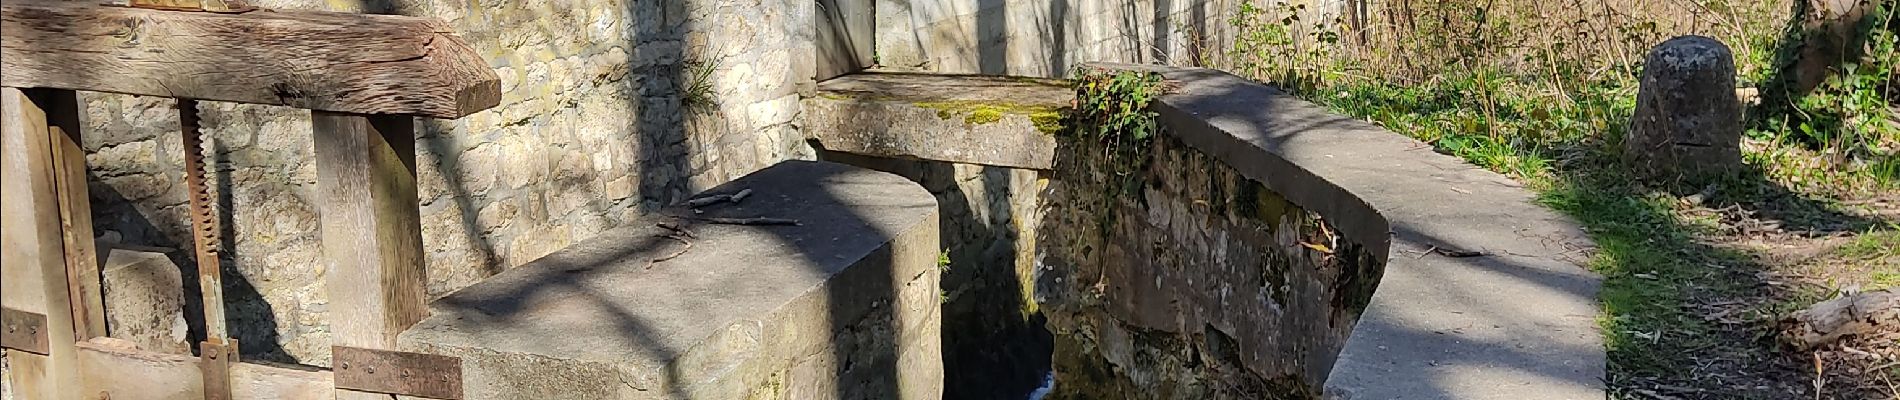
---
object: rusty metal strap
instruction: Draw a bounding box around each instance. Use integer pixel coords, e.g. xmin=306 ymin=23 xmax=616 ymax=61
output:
xmin=333 ymin=346 xmax=463 ymax=399
xmin=199 ymin=337 xmax=239 ymax=400
xmin=0 ymin=308 xmax=49 ymax=354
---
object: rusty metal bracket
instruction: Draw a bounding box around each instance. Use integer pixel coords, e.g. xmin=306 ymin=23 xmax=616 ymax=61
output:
xmin=199 ymin=337 xmax=238 ymax=400
xmin=333 ymin=346 xmax=463 ymax=399
xmin=0 ymin=308 xmax=49 ymax=354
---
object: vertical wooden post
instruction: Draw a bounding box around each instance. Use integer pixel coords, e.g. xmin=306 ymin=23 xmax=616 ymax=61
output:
xmin=311 ymin=111 xmax=426 ymax=400
xmin=1 ymin=87 xmax=91 ymax=400
xmin=45 ymin=89 xmax=105 ymax=340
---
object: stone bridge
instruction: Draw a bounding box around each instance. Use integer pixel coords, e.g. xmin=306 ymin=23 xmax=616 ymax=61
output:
xmin=394 ymin=64 xmax=1605 ymax=399
xmin=4 ymin=1 xmax=1605 ymax=399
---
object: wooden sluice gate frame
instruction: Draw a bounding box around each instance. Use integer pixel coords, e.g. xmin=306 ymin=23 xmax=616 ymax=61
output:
xmin=0 ymin=1 xmax=499 ymax=398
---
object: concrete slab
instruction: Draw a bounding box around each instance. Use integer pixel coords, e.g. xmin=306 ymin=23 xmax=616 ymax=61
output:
xmin=1096 ymin=64 xmax=1606 ymax=400
xmin=399 ymin=161 xmax=944 ymax=399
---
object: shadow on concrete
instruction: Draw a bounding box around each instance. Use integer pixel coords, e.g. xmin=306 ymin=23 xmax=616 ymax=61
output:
xmin=426 ymin=162 xmax=919 ymax=399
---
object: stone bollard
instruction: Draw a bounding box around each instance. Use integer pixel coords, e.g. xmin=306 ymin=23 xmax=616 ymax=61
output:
xmin=1626 ymin=35 xmax=1743 ymax=182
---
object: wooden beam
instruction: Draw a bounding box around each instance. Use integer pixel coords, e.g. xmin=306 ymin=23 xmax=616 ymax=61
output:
xmin=1 ymin=87 xmax=83 ymax=400
xmin=74 ymin=339 xmax=335 ymax=400
xmin=0 ymin=1 xmax=501 ymax=118
xmin=41 ymin=88 xmax=106 ymax=341
xmin=311 ymin=111 xmax=428 ymax=400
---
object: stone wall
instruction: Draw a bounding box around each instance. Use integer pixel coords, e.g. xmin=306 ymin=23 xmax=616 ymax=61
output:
xmin=1034 ymin=131 xmax=1385 ymax=399
xmin=875 ymin=0 xmax=1240 ymax=76
xmin=78 ymin=0 xmax=814 ymax=365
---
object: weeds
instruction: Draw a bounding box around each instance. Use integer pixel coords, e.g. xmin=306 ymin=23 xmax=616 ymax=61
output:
xmin=680 ymin=56 xmax=722 ymax=113
xmin=1069 ymin=67 xmax=1167 ymax=196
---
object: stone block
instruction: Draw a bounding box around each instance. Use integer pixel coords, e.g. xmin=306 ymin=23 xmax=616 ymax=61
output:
xmin=804 ymin=72 xmax=1070 ymax=170
xmin=400 ymin=161 xmax=942 ymax=400
xmin=100 ymin=248 xmax=191 ymax=354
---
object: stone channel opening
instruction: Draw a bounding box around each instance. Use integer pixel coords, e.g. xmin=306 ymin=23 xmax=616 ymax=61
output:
xmin=804 ymin=67 xmax=1390 ymax=399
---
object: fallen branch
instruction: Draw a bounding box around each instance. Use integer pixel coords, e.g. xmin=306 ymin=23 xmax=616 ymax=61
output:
xmin=1781 ymin=289 xmax=1900 ymax=350
xmin=1413 ymin=245 xmax=1486 ymax=259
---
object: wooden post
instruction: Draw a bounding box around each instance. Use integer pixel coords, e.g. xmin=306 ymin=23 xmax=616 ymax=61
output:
xmin=45 ymin=89 xmax=106 ymax=340
xmin=1 ymin=87 xmax=90 ymax=400
xmin=311 ymin=111 xmax=427 ymax=400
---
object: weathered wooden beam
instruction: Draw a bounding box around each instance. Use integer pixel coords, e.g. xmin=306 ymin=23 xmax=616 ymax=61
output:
xmin=41 ymin=88 xmax=106 ymax=341
xmin=75 ymin=339 xmax=336 ymax=400
xmin=0 ymin=2 xmax=500 ymax=118
xmin=1 ymin=87 xmax=86 ymax=400
xmin=311 ymin=111 xmax=430 ymax=400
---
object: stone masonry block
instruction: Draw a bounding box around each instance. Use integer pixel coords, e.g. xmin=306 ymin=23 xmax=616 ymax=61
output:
xmin=400 ymin=161 xmax=942 ymax=400
xmin=805 ymin=72 xmax=1070 ymax=170
xmin=100 ymin=248 xmax=191 ymax=354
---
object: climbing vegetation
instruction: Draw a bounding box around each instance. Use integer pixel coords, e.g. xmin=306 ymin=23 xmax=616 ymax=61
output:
xmin=1069 ymin=66 xmax=1169 ymax=196
xmin=1060 ymin=67 xmax=1170 ymax=273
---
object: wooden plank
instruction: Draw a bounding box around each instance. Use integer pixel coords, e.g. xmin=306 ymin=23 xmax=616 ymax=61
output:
xmin=73 ymin=339 xmax=335 ymax=400
xmin=311 ymin=111 xmax=428 ymax=400
xmin=2 ymin=349 xmax=51 ymax=397
xmin=1 ymin=87 xmax=82 ymax=400
xmin=0 ymin=1 xmax=500 ymax=118
xmin=40 ymin=88 xmax=106 ymax=340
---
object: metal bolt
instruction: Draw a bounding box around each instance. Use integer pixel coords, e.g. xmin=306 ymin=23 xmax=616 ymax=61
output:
xmin=6 ymin=324 xmax=14 ymax=333
xmin=400 ymin=371 xmax=411 ymax=378
xmin=366 ymin=366 xmax=376 ymax=374
xmin=340 ymin=361 xmax=351 ymax=369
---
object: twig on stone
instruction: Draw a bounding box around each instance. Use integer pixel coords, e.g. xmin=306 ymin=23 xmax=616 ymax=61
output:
xmin=729 ymin=188 xmax=754 ymax=203
xmin=646 ymin=234 xmax=693 ymax=269
xmin=693 ymin=216 xmax=800 ymax=226
xmin=657 ymin=222 xmax=697 ymax=239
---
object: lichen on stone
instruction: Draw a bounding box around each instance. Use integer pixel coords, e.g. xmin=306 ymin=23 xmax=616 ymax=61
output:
xmin=913 ymin=100 xmax=1072 ymax=130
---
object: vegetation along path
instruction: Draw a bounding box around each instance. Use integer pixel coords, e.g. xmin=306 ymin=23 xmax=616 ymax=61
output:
xmin=1219 ymin=0 xmax=1898 ymax=398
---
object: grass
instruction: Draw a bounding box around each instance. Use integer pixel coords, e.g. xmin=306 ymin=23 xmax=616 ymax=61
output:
xmin=1218 ymin=0 xmax=1898 ymax=395
xmin=1305 ymin=74 xmax=1852 ymax=396
xmin=1322 ymin=75 xmax=1894 ymax=398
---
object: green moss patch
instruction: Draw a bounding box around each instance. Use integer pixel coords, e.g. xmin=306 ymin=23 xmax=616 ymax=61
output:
xmin=914 ymin=100 xmax=1073 ymax=131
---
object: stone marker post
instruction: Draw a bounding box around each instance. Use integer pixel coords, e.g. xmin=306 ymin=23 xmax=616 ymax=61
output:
xmin=1626 ymin=35 xmax=1744 ymax=182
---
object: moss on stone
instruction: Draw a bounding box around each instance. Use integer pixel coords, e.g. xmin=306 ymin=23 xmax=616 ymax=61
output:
xmin=913 ymin=100 xmax=1073 ymax=131
xmin=1030 ymin=110 xmax=1071 ymax=134
xmin=966 ymin=107 xmax=1006 ymax=124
